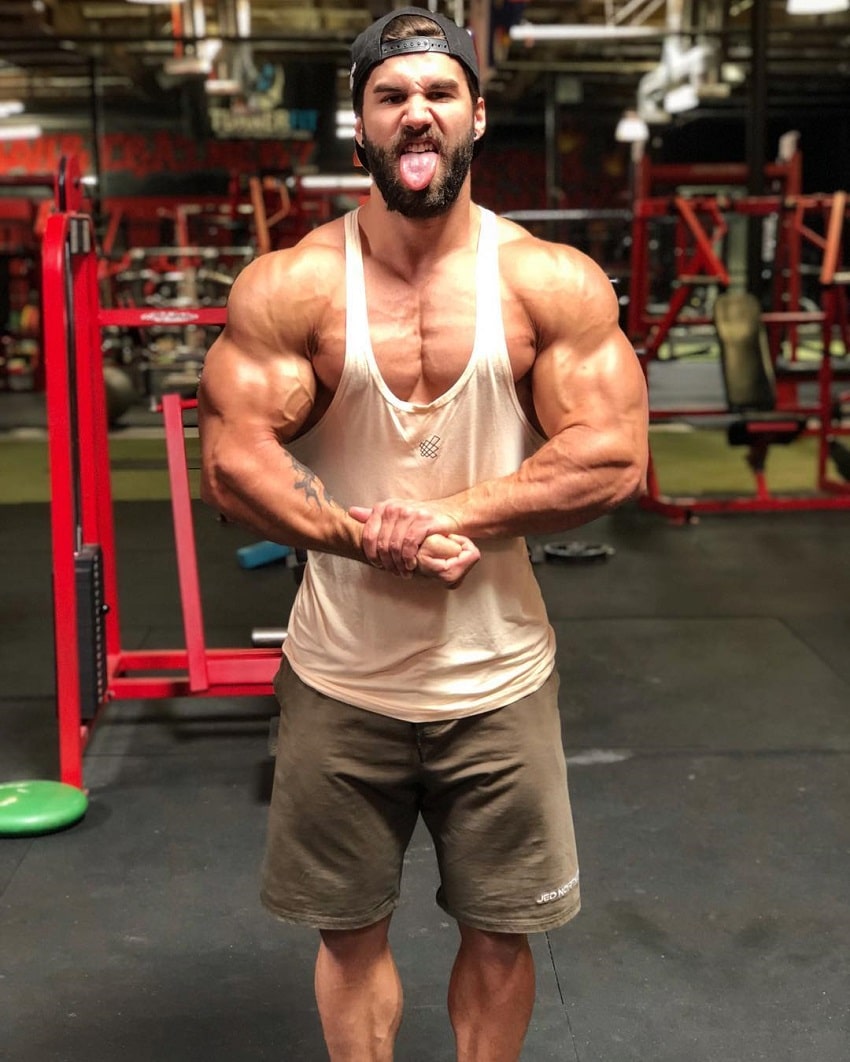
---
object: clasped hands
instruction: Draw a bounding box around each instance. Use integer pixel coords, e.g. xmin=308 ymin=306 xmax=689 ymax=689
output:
xmin=349 ymin=500 xmax=480 ymax=589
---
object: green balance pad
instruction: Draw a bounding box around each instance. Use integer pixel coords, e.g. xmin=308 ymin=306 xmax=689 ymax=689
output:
xmin=0 ymin=780 xmax=88 ymax=836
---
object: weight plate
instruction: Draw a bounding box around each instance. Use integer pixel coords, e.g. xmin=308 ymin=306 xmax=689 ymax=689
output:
xmin=543 ymin=542 xmax=615 ymax=564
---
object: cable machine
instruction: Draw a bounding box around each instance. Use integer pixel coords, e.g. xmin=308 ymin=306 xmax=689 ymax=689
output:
xmin=43 ymin=158 xmax=280 ymax=789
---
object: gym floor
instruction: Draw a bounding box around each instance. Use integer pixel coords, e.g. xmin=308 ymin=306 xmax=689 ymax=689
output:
xmin=2 ymin=383 xmax=850 ymax=1061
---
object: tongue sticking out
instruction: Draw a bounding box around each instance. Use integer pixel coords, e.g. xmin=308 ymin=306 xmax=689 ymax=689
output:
xmin=399 ymin=150 xmax=438 ymax=191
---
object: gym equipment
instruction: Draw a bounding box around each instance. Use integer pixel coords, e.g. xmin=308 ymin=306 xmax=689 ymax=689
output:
xmin=0 ymin=780 xmax=88 ymax=836
xmin=543 ymin=542 xmax=615 ymax=564
xmin=103 ymin=363 xmax=136 ymax=424
xmin=628 ymin=151 xmax=807 ymax=364
xmin=642 ymin=289 xmax=850 ymax=518
xmin=829 ymin=439 xmax=850 ymax=482
xmin=0 ymin=171 xmax=56 ymax=393
xmin=42 ymin=157 xmax=281 ymax=790
xmin=628 ymin=150 xmax=850 ymax=518
xmin=0 ymin=162 xmax=99 ymax=828
xmin=715 ymin=291 xmax=807 ymax=497
xmin=251 ymin=628 xmax=289 ymax=649
xmin=237 ymin=540 xmax=293 ymax=569
xmin=237 ymin=542 xmax=308 ymax=589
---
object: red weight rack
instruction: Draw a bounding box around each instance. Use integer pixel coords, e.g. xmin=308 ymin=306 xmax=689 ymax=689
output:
xmin=43 ymin=158 xmax=279 ymax=789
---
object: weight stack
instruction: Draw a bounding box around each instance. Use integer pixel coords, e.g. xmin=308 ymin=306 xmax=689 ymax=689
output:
xmin=75 ymin=544 xmax=108 ymax=722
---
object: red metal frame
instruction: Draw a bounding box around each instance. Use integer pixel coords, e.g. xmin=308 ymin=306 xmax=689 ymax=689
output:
xmin=626 ymin=151 xmax=849 ymax=368
xmin=628 ymin=152 xmax=850 ymax=519
xmin=641 ymin=340 xmax=850 ymax=522
xmin=43 ymin=184 xmax=279 ymax=790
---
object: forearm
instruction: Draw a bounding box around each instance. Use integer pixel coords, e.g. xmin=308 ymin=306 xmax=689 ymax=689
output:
xmin=201 ymin=439 xmax=363 ymax=559
xmin=445 ymin=428 xmax=646 ymax=540
xmin=352 ymin=427 xmax=646 ymax=578
xmin=202 ymin=439 xmax=477 ymax=585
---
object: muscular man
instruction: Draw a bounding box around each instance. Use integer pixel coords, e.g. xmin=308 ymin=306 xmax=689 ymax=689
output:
xmin=198 ymin=7 xmax=648 ymax=1060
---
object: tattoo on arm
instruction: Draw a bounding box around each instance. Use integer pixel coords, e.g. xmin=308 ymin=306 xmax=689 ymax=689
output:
xmin=289 ymin=455 xmax=340 ymax=509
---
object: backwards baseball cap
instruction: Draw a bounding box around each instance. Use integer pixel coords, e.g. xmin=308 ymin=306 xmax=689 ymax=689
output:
xmin=350 ymin=7 xmax=480 ymax=106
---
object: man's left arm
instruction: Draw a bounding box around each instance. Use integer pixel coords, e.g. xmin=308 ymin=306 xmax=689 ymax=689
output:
xmin=352 ymin=246 xmax=649 ymax=574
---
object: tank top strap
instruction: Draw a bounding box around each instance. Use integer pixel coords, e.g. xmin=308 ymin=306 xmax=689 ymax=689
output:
xmin=344 ymin=209 xmax=369 ymax=364
xmin=472 ymin=207 xmax=511 ymax=372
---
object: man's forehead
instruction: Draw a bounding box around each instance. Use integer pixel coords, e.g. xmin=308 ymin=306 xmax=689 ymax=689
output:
xmin=365 ymin=51 xmax=465 ymax=91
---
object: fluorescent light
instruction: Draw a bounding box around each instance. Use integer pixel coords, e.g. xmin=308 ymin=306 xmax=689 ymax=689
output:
xmin=205 ymin=78 xmax=242 ymax=95
xmin=164 ymin=56 xmax=212 ymax=76
xmin=336 ymin=109 xmax=356 ymax=139
xmin=787 ymin=0 xmax=848 ymax=12
xmin=720 ymin=62 xmax=747 ymax=85
xmin=615 ymin=111 xmax=649 ymax=143
xmin=697 ymin=82 xmax=731 ymax=101
xmin=0 ymin=100 xmax=24 ymax=117
xmin=299 ymin=174 xmax=372 ymax=192
xmin=664 ymin=83 xmax=699 ymax=114
xmin=200 ymin=38 xmax=223 ymax=62
xmin=778 ymin=130 xmax=801 ymax=162
xmin=0 ymin=124 xmax=43 ymax=141
xmin=236 ymin=0 xmax=251 ymax=37
xmin=509 ymin=24 xmax=658 ymax=42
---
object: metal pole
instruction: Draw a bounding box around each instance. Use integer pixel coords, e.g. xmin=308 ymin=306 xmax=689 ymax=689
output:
xmin=746 ymin=0 xmax=769 ymax=299
xmin=544 ymin=73 xmax=559 ymax=238
xmin=88 ymin=57 xmax=104 ymax=227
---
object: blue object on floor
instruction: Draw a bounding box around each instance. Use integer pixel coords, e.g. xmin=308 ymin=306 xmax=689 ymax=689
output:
xmin=236 ymin=541 xmax=292 ymax=569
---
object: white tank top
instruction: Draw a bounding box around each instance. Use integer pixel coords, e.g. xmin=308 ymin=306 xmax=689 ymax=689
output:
xmin=282 ymin=207 xmax=555 ymax=721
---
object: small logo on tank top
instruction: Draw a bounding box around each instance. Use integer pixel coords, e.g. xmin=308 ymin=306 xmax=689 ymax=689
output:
xmin=419 ymin=434 xmax=441 ymax=459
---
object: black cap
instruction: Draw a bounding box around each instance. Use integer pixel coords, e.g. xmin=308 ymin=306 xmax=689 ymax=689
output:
xmin=350 ymin=7 xmax=480 ymax=105
xmin=349 ymin=8 xmax=481 ymax=172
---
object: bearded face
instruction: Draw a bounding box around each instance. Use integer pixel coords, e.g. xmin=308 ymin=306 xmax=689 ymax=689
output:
xmin=359 ymin=125 xmax=476 ymax=219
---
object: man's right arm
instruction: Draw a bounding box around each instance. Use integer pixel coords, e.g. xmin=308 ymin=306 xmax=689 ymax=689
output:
xmin=198 ymin=248 xmax=365 ymax=558
xmin=198 ymin=248 xmax=480 ymax=586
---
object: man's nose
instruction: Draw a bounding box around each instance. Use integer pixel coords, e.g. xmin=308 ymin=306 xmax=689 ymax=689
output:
xmin=403 ymin=95 xmax=431 ymax=126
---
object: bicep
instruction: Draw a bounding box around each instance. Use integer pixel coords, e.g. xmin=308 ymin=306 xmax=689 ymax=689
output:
xmin=532 ymin=328 xmax=647 ymax=443
xmin=200 ymin=333 xmax=316 ymax=444
xmin=530 ymin=261 xmax=647 ymax=443
xmin=527 ymin=248 xmax=646 ymax=439
xmin=198 ymin=270 xmax=317 ymax=446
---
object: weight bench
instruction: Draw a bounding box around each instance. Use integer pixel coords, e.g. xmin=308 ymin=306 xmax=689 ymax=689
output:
xmin=714 ymin=291 xmax=808 ymax=497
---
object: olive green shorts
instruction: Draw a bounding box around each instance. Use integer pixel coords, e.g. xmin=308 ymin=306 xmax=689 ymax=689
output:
xmin=260 ymin=659 xmax=580 ymax=933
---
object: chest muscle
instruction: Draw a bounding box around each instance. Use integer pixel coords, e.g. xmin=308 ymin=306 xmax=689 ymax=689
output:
xmin=310 ymin=258 xmax=537 ymax=409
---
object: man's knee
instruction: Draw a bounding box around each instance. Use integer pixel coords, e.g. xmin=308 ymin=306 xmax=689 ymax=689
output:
xmin=320 ymin=916 xmax=392 ymax=964
xmin=457 ymin=924 xmax=531 ymax=966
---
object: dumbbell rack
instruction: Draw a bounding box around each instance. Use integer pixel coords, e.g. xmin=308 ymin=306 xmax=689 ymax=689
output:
xmin=43 ymin=157 xmax=279 ymax=789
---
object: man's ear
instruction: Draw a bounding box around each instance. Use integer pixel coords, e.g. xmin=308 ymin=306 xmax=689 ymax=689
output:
xmin=473 ymin=98 xmax=486 ymax=142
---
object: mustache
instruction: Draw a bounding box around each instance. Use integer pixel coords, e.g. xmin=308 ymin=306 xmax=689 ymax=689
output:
xmin=395 ymin=132 xmax=444 ymax=153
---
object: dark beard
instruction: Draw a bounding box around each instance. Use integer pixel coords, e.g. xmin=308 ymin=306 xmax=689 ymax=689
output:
xmin=360 ymin=128 xmax=475 ymax=219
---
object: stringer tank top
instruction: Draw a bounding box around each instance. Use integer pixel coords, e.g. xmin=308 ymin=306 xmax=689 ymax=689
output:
xmin=282 ymin=206 xmax=555 ymax=721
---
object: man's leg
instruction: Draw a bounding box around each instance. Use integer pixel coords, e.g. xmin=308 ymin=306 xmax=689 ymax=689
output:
xmin=315 ymin=914 xmax=403 ymax=1062
xmin=447 ymin=923 xmax=535 ymax=1062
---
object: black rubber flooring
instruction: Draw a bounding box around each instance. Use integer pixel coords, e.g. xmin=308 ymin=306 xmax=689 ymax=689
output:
xmin=2 ymin=493 xmax=850 ymax=1061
